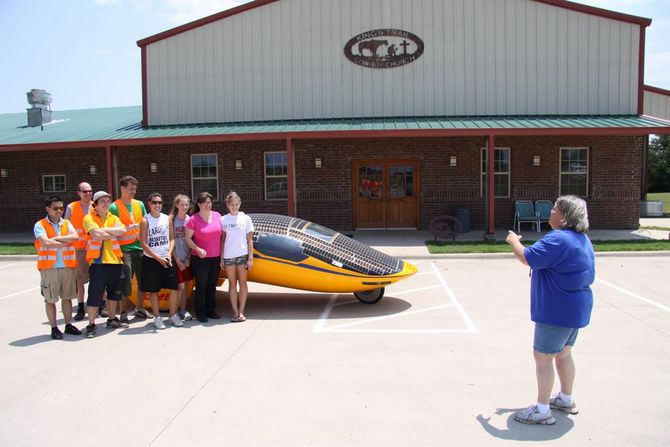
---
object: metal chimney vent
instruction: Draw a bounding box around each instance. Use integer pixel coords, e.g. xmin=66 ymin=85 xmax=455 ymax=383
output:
xmin=26 ymin=89 xmax=52 ymax=128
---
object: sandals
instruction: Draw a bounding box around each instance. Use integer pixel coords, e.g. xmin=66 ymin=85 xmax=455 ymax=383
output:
xmin=230 ymin=314 xmax=247 ymax=323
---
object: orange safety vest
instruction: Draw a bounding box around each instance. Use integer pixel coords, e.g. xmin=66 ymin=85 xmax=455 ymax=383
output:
xmin=85 ymin=213 xmax=123 ymax=263
xmin=113 ymin=199 xmax=143 ymax=246
xmin=68 ymin=201 xmax=91 ymax=249
xmin=35 ymin=218 xmax=78 ymax=270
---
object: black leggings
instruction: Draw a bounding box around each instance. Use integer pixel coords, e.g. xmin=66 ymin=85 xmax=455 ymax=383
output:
xmin=190 ymin=256 xmax=220 ymax=318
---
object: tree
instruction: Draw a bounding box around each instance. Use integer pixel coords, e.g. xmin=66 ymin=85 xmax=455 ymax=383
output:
xmin=648 ymin=135 xmax=670 ymax=193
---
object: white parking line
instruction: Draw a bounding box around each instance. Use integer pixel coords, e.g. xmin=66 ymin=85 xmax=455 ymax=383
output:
xmin=0 ymin=263 xmax=16 ymax=269
xmin=596 ymin=278 xmax=670 ymax=314
xmin=313 ymin=262 xmax=477 ymax=333
xmin=0 ymin=286 xmax=39 ymax=302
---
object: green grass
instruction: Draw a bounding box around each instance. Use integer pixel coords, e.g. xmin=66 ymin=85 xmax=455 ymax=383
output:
xmin=0 ymin=243 xmax=36 ymax=255
xmin=645 ymin=192 xmax=670 ymax=214
xmin=426 ymin=239 xmax=670 ymax=254
xmin=640 ymin=226 xmax=670 ymax=231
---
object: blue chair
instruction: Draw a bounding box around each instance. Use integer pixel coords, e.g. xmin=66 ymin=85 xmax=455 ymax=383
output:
xmin=535 ymin=200 xmax=553 ymax=232
xmin=514 ymin=200 xmax=537 ymax=233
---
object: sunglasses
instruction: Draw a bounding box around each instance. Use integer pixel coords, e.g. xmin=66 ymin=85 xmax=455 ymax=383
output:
xmin=150 ymin=201 xmax=163 ymax=205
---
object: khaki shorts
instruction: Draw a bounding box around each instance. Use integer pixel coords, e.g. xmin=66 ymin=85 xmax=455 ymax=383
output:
xmin=75 ymin=249 xmax=90 ymax=284
xmin=40 ymin=268 xmax=77 ymax=304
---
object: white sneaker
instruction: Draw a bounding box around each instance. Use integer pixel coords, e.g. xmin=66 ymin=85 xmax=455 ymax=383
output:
xmin=153 ymin=316 xmax=166 ymax=330
xmin=169 ymin=314 xmax=184 ymax=327
xmin=514 ymin=405 xmax=555 ymax=425
xmin=182 ymin=311 xmax=193 ymax=321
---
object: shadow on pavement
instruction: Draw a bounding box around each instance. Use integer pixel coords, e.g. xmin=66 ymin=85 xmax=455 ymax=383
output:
xmin=476 ymin=408 xmax=574 ymax=441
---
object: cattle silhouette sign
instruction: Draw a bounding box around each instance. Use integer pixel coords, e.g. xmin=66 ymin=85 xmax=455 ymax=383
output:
xmin=344 ymin=29 xmax=424 ymax=69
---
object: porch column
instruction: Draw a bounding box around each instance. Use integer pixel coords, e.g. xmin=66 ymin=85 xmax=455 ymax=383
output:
xmin=487 ymin=134 xmax=495 ymax=236
xmin=286 ymin=137 xmax=296 ymax=216
xmin=105 ymin=145 xmax=114 ymax=196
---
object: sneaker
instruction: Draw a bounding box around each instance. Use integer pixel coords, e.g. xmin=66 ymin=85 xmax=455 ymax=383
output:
xmin=64 ymin=324 xmax=82 ymax=336
xmin=550 ymin=395 xmax=579 ymax=415
xmin=182 ymin=311 xmax=193 ymax=321
xmin=74 ymin=306 xmax=86 ymax=321
xmin=135 ymin=308 xmax=151 ymax=319
xmin=514 ymin=405 xmax=556 ymax=425
xmin=154 ymin=316 xmax=166 ymax=330
xmin=115 ymin=317 xmax=129 ymax=328
xmin=106 ymin=318 xmax=120 ymax=329
xmin=119 ymin=312 xmax=130 ymax=324
xmin=85 ymin=324 xmax=97 ymax=338
xmin=169 ymin=314 xmax=184 ymax=327
xmin=51 ymin=327 xmax=63 ymax=340
xmin=100 ymin=308 xmax=109 ymax=318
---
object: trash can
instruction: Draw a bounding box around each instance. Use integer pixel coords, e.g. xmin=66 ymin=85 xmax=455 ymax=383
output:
xmin=455 ymin=207 xmax=470 ymax=233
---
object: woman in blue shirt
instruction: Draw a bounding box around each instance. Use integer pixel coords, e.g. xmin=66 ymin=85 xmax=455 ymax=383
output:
xmin=506 ymin=195 xmax=595 ymax=425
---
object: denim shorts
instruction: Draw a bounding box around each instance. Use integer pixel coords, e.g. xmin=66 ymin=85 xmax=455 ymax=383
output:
xmin=533 ymin=322 xmax=579 ymax=355
xmin=223 ymin=255 xmax=248 ymax=266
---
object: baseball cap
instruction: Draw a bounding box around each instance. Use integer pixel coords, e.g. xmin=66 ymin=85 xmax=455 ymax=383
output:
xmin=92 ymin=191 xmax=112 ymax=203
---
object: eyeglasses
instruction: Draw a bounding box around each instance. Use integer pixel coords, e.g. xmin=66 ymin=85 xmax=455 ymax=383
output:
xmin=51 ymin=206 xmax=65 ymax=211
xmin=150 ymin=201 xmax=163 ymax=205
xmin=79 ymin=190 xmax=93 ymax=194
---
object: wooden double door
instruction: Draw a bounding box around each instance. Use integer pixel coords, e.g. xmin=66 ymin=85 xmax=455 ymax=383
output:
xmin=353 ymin=160 xmax=419 ymax=229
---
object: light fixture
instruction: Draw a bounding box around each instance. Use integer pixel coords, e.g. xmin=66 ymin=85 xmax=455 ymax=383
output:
xmin=150 ymin=162 xmax=158 ymax=173
xmin=89 ymin=165 xmax=97 ymax=175
xmin=315 ymin=158 xmax=322 ymax=168
xmin=533 ymin=155 xmax=541 ymax=166
xmin=0 ymin=169 xmax=7 ymax=178
xmin=235 ymin=160 xmax=242 ymax=170
xmin=450 ymin=155 xmax=457 ymax=167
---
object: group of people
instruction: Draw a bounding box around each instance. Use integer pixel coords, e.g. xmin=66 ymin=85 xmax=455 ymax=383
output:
xmin=34 ymin=175 xmax=254 ymax=340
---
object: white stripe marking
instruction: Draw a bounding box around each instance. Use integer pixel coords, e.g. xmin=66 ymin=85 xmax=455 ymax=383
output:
xmin=0 ymin=286 xmax=39 ymax=301
xmin=0 ymin=263 xmax=16 ymax=269
xmin=596 ymin=278 xmax=670 ymax=314
xmin=323 ymin=303 xmax=455 ymax=331
xmin=430 ymin=262 xmax=478 ymax=333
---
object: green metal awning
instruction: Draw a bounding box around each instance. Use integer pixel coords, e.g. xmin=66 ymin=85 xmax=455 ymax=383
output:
xmin=1 ymin=106 xmax=669 ymax=148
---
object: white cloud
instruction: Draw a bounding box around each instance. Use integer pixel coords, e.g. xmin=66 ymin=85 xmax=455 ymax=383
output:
xmin=161 ymin=0 xmax=248 ymax=24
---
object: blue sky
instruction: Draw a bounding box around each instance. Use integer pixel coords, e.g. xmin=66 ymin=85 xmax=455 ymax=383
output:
xmin=1 ymin=0 xmax=668 ymax=114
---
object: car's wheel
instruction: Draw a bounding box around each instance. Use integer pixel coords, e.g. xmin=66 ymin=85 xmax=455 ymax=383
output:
xmin=354 ymin=287 xmax=385 ymax=304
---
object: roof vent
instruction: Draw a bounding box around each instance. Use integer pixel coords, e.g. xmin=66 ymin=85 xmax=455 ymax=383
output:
xmin=26 ymin=89 xmax=52 ymax=128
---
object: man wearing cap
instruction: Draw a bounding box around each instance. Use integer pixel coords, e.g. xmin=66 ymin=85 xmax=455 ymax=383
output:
xmin=64 ymin=181 xmax=93 ymax=321
xmin=34 ymin=196 xmax=82 ymax=340
xmin=109 ymin=175 xmax=149 ymax=323
xmin=82 ymin=191 xmax=126 ymax=339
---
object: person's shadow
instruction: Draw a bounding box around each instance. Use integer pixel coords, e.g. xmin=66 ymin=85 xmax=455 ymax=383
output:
xmin=476 ymin=408 xmax=574 ymax=441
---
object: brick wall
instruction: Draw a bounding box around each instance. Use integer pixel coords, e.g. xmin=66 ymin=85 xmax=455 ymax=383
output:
xmin=0 ymin=134 xmax=644 ymax=233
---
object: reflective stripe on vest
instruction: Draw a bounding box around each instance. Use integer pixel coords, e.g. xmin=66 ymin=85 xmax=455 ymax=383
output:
xmin=35 ymin=218 xmax=78 ymax=270
xmin=68 ymin=201 xmax=91 ymax=249
xmin=85 ymin=214 xmax=123 ymax=262
xmin=114 ymin=199 xmax=143 ymax=246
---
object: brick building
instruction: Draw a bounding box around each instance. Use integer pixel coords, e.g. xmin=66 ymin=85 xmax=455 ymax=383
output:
xmin=2 ymin=0 xmax=670 ymax=233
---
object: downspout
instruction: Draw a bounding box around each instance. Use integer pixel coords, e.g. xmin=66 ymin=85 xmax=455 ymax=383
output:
xmin=641 ymin=135 xmax=649 ymax=200
xmin=487 ymin=134 xmax=496 ymax=237
xmin=286 ymin=137 xmax=296 ymax=216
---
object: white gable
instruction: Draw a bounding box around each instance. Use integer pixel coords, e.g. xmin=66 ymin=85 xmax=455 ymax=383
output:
xmin=145 ymin=0 xmax=642 ymax=125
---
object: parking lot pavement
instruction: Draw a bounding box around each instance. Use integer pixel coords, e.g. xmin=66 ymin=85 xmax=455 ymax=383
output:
xmin=0 ymin=255 xmax=668 ymax=446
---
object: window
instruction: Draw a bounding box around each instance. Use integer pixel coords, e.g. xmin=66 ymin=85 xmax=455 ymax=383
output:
xmin=560 ymin=148 xmax=588 ymax=196
xmin=42 ymin=174 xmax=66 ymax=193
xmin=191 ymin=154 xmax=219 ymax=200
xmin=265 ymin=151 xmax=288 ymax=200
xmin=481 ymin=148 xmax=510 ymax=198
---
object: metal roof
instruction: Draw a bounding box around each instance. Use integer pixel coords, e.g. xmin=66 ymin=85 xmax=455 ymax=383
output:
xmin=1 ymin=106 xmax=669 ymax=149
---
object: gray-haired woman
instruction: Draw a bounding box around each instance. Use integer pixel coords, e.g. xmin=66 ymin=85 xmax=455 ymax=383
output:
xmin=506 ymin=195 xmax=595 ymax=425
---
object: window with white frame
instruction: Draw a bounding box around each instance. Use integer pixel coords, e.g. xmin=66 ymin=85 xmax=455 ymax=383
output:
xmin=559 ymin=148 xmax=588 ymax=196
xmin=264 ymin=151 xmax=288 ymax=200
xmin=480 ymin=148 xmax=510 ymax=198
xmin=42 ymin=174 xmax=66 ymax=193
xmin=191 ymin=154 xmax=219 ymax=200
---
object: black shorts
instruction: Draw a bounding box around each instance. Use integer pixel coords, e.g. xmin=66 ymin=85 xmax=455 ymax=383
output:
xmin=141 ymin=256 xmax=178 ymax=292
xmin=87 ymin=264 xmax=123 ymax=307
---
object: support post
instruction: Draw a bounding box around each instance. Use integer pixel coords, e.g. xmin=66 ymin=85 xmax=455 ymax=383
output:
xmin=487 ymin=134 xmax=495 ymax=237
xmin=286 ymin=137 xmax=296 ymax=216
